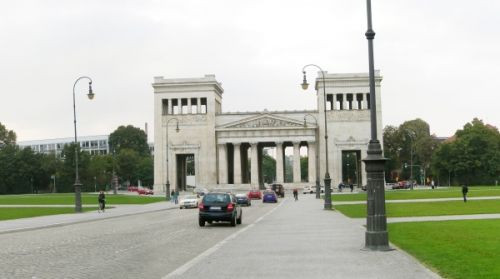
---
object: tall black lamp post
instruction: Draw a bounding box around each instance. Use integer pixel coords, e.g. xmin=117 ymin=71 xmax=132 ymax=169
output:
xmin=72 ymin=76 xmax=94 ymax=213
xmin=165 ymin=118 xmax=180 ymax=200
xmin=301 ymin=64 xmax=332 ymax=210
xmin=363 ymin=0 xmax=390 ymax=250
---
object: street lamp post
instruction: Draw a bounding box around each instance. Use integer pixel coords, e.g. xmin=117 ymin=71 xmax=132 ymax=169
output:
xmin=304 ymin=114 xmax=321 ymax=199
xmin=72 ymin=76 xmax=94 ymax=213
xmin=363 ymin=0 xmax=390 ymax=250
xmin=165 ymin=118 xmax=180 ymax=200
xmin=301 ymin=64 xmax=332 ymax=210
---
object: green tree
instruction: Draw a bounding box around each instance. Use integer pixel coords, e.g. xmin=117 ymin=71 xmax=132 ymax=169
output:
xmin=261 ymin=152 xmax=276 ymax=183
xmin=136 ymin=156 xmax=154 ymax=186
xmin=109 ymin=125 xmax=149 ymax=156
xmin=300 ymin=156 xmax=308 ymax=182
xmin=115 ymin=148 xmax=141 ymax=184
xmin=88 ymin=154 xmax=114 ymax=191
xmin=0 ymin=122 xmax=17 ymax=145
xmin=432 ymin=118 xmax=500 ymax=185
xmin=58 ymin=143 xmax=92 ymax=192
xmin=383 ymin=118 xmax=440 ymax=184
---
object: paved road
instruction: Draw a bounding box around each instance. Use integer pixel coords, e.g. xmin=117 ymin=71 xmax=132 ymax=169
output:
xmin=0 ymin=199 xmax=275 ymax=279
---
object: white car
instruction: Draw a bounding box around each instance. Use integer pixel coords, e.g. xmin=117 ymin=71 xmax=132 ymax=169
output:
xmin=303 ymin=186 xmax=314 ymax=194
xmin=179 ymin=195 xmax=200 ymax=209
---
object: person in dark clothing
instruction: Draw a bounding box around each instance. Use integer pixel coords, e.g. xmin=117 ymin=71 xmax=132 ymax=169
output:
xmin=98 ymin=190 xmax=106 ymax=212
xmin=293 ymin=188 xmax=298 ymax=201
xmin=462 ymin=185 xmax=468 ymax=202
xmin=349 ymin=183 xmax=354 ymax=192
xmin=171 ymin=190 xmax=175 ymax=202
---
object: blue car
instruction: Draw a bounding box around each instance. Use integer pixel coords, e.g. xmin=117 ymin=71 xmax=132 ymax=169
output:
xmin=262 ymin=190 xmax=278 ymax=203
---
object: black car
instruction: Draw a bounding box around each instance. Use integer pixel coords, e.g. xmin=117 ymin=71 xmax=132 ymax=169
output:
xmin=271 ymin=184 xmax=285 ymax=198
xmin=235 ymin=194 xmax=251 ymax=206
xmin=198 ymin=192 xmax=242 ymax=227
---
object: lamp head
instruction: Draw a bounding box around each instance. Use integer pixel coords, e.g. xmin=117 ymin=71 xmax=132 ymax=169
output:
xmin=301 ymin=71 xmax=309 ymax=90
xmin=87 ymin=81 xmax=95 ymax=100
xmin=175 ymin=123 xmax=180 ymax=133
xmin=303 ymin=118 xmax=307 ymax=127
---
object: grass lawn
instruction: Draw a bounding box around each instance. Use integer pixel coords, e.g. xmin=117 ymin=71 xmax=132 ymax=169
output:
xmin=0 ymin=207 xmax=97 ymax=221
xmin=0 ymin=193 xmax=166 ymax=205
xmin=389 ymin=219 xmax=500 ymax=279
xmin=335 ymin=199 xmax=500 ymax=218
xmin=331 ymin=186 xmax=500 ymax=202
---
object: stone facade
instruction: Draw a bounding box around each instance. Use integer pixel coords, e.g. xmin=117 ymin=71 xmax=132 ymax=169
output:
xmin=153 ymin=72 xmax=383 ymax=193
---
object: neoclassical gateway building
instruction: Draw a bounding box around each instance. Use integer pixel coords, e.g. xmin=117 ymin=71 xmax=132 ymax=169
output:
xmin=153 ymin=71 xmax=382 ymax=193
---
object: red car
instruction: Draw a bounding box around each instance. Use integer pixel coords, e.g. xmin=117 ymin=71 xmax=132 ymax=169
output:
xmin=247 ymin=190 xmax=262 ymax=199
xmin=137 ymin=188 xmax=153 ymax=195
xmin=128 ymin=186 xmax=138 ymax=192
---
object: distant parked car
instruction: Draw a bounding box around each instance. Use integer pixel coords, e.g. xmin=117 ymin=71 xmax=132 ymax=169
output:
xmin=262 ymin=190 xmax=278 ymax=203
xmin=235 ymin=194 xmax=251 ymax=206
xmin=303 ymin=186 xmax=314 ymax=194
xmin=198 ymin=192 xmax=242 ymax=227
xmin=271 ymin=184 xmax=285 ymax=198
xmin=180 ymin=195 xmax=199 ymax=209
xmin=392 ymin=181 xmax=410 ymax=190
xmin=193 ymin=187 xmax=209 ymax=197
xmin=247 ymin=189 xmax=262 ymax=199
xmin=128 ymin=186 xmax=138 ymax=192
xmin=144 ymin=188 xmax=154 ymax=195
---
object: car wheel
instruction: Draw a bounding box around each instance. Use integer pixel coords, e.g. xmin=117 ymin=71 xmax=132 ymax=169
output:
xmin=230 ymin=214 xmax=236 ymax=227
xmin=199 ymin=217 xmax=205 ymax=227
xmin=180 ymin=206 xmax=183 ymax=209
xmin=237 ymin=212 xmax=242 ymax=224
xmin=207 ymin=220 xmax=212 ymax=224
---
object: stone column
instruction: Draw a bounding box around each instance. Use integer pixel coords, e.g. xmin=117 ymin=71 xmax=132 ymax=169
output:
xmin=293 ymin=142 xmax=301 ymax=183
xmin=250 ymin=142 xmax=259 ymax=187
xmin=187 ymin=98 xmax=192 ymax=114
xmin=360 ymin=93 xmax=365 ymax=109
xmin=343 ymin=94 xmax=349 ymax=110
xmin=233 ymin=143 xmax=242 ymax=184
xmin=275 ymin=142 xmax=284 ymax=183
xmin=308 ymin=142 xmax=317 ymax=183
xmin=196 ymin=98 xmax=201 ymax=114
xmin=218 ymin=143 xmax=228 ymax=184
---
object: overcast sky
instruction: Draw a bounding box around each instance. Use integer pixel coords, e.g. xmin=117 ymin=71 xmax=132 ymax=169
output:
xmin=1 ymin=0 xmax=499 ymax=142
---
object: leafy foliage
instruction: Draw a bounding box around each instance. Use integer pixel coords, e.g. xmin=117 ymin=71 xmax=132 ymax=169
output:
xmin=108 ymin=125 xmax=149 ymax=156
xmin=0 ymin=122 xmax=17 ymax=145
xmin=432 ymin=118 xmax=500 ymax=185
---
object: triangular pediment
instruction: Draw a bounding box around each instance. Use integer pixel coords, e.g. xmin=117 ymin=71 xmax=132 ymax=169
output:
xmin=220 ymin=114 xmax=304 ymax=129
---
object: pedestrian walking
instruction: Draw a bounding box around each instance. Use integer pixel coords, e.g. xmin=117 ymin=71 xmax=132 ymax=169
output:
xmin=293 ymin=188 xmax=298 ymax=201
xmin=338 ymin=182 xmax=344 ymax=192
xmin=174 ymin=190 xmax=179 ymax=204
xmin=171 ymin=190 xmax=175 ymax=203
xmin=462 ymin=185 xmax=468 ymax=202
xmin=98 ymin=190 xmax=106 ymax=213
xmin=349 ymin=183 xmax=354 ymax=192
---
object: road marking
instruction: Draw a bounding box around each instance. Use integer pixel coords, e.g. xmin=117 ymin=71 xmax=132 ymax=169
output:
xmin=162 ymin=199 xmax=287 ymax=278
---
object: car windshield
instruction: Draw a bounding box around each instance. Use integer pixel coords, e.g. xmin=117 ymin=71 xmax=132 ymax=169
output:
xmin=235 ymin=194 xmax=246 ymax=198
xmin=183 ymin=195 xmax=197 ymax=199
xmin=263 ymin=191 xmax=274 ymax=194
xmin=203 ymin=193 xmax=230 ymax=203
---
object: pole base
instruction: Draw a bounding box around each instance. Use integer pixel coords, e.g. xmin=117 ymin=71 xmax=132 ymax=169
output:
xmin=363 ymin=230 xmax=392 ymax=251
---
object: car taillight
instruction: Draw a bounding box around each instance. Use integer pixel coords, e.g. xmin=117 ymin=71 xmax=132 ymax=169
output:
xmin=227 ymin=203 xmax=234 ymax=212
xmin=198 ymin=202 xmax=204 ymax=211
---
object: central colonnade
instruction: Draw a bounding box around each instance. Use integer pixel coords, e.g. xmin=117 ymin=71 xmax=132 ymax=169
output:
xmin=217 ymin=141 xmax=317 ymax=188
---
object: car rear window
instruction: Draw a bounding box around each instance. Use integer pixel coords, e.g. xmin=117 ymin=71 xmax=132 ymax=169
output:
xmin=203 ymin=193 xmax=230 ymax=203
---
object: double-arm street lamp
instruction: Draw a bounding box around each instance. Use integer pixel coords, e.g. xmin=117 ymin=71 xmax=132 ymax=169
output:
xmin=363 ymin=0 xmax=390 ymax=250
xmin=72 ymin=76 xmax=94 ymax=213
xmin=165 ymin=118 xmax=180 ymax=200
xmin=301 ymin=64 xmax=332 ymax=210
xmin=303 ymin=113 xmax=320 ymax=199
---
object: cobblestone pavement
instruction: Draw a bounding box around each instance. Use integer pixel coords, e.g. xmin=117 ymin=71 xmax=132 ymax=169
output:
xmin=0 ymin=200 xmax=275 ymax=279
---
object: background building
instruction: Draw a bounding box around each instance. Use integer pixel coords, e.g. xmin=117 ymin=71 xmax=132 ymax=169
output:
xmin=153 ymin=72 xmax=383 ymax=193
